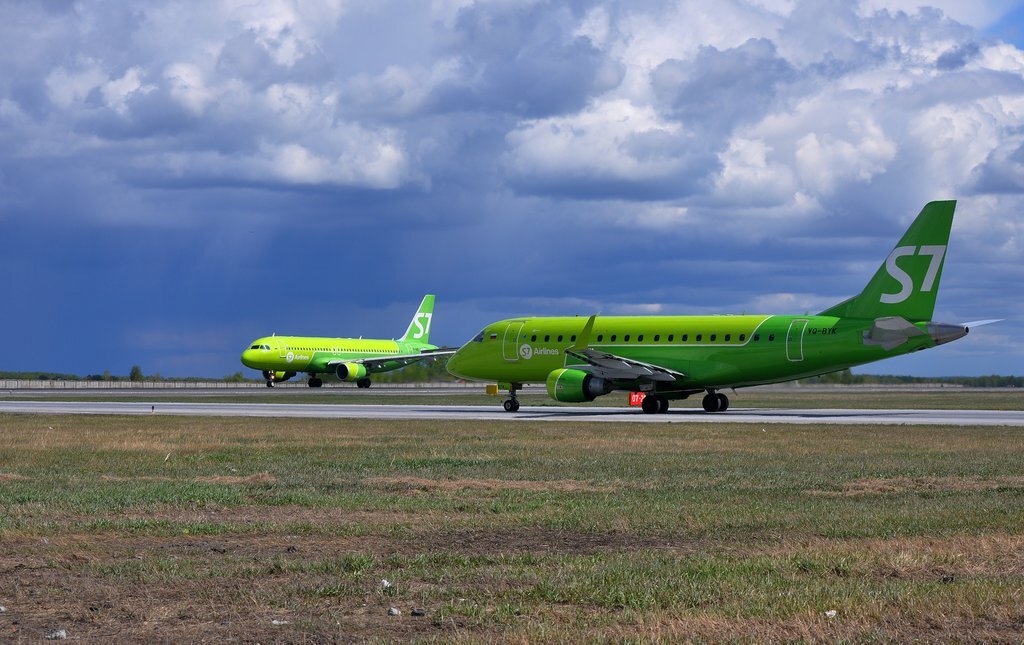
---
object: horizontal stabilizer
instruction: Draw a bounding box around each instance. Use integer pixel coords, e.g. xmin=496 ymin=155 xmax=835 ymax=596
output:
xmin=862 ymin=316 xmax=925 ymax=351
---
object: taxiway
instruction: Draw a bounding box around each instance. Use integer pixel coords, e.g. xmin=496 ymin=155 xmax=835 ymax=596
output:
xmin=0 ymin=400 xmax=1021 ymax=426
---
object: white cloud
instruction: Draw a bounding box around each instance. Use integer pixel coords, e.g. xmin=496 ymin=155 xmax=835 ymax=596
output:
xmin=714 ymin=137 xmax=796 ymax=204
xmin=794 ymin=119 xmax=897 ymax=195
xmin=45 ymin=60 xmax=108 ymax=109
xmin=504 ymin=99 xmax=684 ymax=183
xmin=258 ymin=125 xmax=409 ymax=188
xmin=101 ymin=67 xmax=154 ymax=114
xmin=165 ymin=63 xmax=216 ymax=115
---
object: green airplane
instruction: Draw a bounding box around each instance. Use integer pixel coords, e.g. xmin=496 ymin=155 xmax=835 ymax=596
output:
xmin=241 ymin=295 xmax=454 ymax=388
xmin=447 ymin=201 xmax=998 ymax=413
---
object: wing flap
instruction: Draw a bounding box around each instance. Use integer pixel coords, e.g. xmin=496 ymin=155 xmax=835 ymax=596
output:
xmin=565 ymin=348 xmax=684 ymax=383
xmin=327 ymin=348 xmax=456 ymax=370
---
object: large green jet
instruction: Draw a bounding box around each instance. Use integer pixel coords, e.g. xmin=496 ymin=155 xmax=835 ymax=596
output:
xmin=447 ymin=201 xmax=997 ymax=413
xmin=241 ymin=295 xmax=454 ymax=388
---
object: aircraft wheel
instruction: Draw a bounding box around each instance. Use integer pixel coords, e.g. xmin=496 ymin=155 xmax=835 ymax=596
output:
xmin=702 ymin=392 xmax=721 ymax=413
xmin=266 ymin=381 xmax=274 ymax=388
xmin=657 ymin=396 xmax=670 ymax=413
xmin=357 ymin=378 xmax=372 ymax=389
xmin=716 ymin=393 xmax=729 ymax=412
xmin=641 ymin=395 xmax=659 ymax=414
xmin=308 ymin=377 xmax=323 ymax=388
xmin=503 ymin=398 xmax=520 ymax=413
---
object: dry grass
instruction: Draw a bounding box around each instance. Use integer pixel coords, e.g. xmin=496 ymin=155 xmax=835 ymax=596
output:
xmin=0 ymin=412 xmax=1022 ymax=641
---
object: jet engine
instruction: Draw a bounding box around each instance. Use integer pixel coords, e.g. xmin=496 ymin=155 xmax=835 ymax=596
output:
xmin=263 ymin=370 xmax=295 ymax=383
xmin=335 ymin=362 xmax=368 ymax=382
xmin=546 ymin=368 xmax=613 ymax=403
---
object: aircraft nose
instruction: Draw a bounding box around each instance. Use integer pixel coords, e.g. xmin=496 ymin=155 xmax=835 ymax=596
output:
xmin=241 ymin=349 xmax=257 ymax=368
xmin=445 ymin=347 xmax=470 ymax=380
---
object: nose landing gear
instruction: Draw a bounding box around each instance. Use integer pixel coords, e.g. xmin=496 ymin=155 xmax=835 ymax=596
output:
xmin=502 ymin=383 xmax=522 ymax=412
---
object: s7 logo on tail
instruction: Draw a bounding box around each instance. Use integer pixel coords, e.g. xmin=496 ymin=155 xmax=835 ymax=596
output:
xmin=881 ymin=245 xmax=946 ymax=304
xmin=412 ymin=313 xmax=432 ymax=339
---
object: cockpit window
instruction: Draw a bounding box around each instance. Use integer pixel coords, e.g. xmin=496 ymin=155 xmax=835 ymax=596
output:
xmin=250 ymin=344 xmax=260 ymax=350
xmin=262 ymin=345 xmax=270 ymax=350
xmin=472 ymin=330 xmax=485 ymax=343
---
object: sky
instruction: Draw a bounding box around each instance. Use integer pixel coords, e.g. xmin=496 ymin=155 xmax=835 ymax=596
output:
xmin=1 ymin=0 xmax=1023 ymax=378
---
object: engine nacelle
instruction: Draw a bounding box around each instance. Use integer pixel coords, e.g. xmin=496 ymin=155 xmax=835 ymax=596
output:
xmin=546 ymin=368 xmax=613 ymax=403
xmin=335 ymin=362 xmax=368 ymax=382
xmin=263 ymin=370 xmax=295 ymax=383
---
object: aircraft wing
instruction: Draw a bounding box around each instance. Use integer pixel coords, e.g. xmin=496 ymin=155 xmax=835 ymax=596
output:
xmin=327 ymin=348 xmax=457 ymax=370
xmin=564 ymin=348 xmax=684 ymax=382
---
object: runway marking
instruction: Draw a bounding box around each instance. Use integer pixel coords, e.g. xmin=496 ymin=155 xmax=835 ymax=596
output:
xmin=0 ymin=401 xmax=1022 ymax=426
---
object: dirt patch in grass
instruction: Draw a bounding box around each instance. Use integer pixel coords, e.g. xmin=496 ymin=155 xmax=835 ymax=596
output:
xmin=811 ymin=476 xmax=1024 ymax=496
xmin=363 ymin=476 xmax=618 ymax=493
xmin=99 ymin=475 xmax=175 ymax=482
xmin=99 ymin=473 xmax=277 ymax=484
xmin=110 ymin=505 xmax=473 ymax=529
xmin=0 ymin=473 xmax=28 ymax=482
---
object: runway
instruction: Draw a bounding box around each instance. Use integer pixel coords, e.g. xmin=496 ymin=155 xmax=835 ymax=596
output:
xmin=1 ymin=400 xmax=1022 ymax=426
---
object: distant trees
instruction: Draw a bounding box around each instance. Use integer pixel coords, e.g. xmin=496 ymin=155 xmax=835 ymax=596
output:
xmin=129 ymin=365 xmax=144 ymax=382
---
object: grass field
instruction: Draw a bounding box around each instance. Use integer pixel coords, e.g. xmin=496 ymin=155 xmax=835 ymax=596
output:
xmin=0 ymin=413 xmax=1022 ymax=641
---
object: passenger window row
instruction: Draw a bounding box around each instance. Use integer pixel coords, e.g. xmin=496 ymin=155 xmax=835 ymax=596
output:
xmin=516 ymin=332 xmax=776 ymax=343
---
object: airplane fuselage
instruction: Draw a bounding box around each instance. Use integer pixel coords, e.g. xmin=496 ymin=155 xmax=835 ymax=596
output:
xmin=242 ymin=336 xmax=438 ymax=375
xmin=447 ymin=314 xmax=940 ymax=393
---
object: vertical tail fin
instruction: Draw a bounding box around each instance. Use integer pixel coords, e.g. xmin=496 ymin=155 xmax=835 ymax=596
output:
xmin=399 ymin=294 xmax=435 ymax=344
xmin=820 ymin=200 xmax=955 ymax=322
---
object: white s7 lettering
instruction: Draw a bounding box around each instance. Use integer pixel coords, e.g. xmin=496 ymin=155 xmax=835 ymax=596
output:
xmin=412 ymin=313 xmax=432 ymax=339
xmin=880 ymin=245 xmax=946 ymax=304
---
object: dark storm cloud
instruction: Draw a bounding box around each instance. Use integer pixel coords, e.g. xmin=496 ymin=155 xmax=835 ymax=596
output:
xmin=651 ymin=38 xmax=795 ymax=134
xmin=936 ymin=42 xmax=982 ymax=69
xmin=428 ymin=1 xmax=623 ymax=117
xmin=969 ymin=142 xmax=1024 ymax=194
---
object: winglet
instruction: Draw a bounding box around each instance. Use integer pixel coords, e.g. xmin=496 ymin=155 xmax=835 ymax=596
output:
xmin=570 ymin=315 xmax=597 ymax=351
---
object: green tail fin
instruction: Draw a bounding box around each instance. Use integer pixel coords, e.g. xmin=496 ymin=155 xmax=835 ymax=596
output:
xmin=398 ymin=294 xmax=435 ymax=344
xmin=820 ymin=200 xmax=956 ymax=322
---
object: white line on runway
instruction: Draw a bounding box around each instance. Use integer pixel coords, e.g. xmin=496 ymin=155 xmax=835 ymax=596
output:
xmin=1 ymin=401 xmax=1022 ymax=426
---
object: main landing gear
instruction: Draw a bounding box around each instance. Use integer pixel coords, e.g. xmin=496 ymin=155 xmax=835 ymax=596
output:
xmin=641 ymin=394 xmax=669 ymax=414
xmin=503 ymin=383 xmax=521 ymax=412
xmin=702 ymin=390 xmax=730 ymax=413
xmin=356 ymin=378 xmax=372 ymax=389
xmin=307 ymin=376 xmax=323 ymax=388
xmin=266 ymin=380 xmax=274 ymax=388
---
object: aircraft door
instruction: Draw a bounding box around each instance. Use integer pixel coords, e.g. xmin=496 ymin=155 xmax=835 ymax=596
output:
xmin=786 ymin=319 xmax=809 ymax=362
xmin=502 ymin=321 xmax=525 ymax=361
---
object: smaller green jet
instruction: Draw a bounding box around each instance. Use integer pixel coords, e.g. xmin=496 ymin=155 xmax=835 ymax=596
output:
xmin=241 ymin=295 xmax=454 ymax=388
xmin=447 ymin=201 xmax=1000 ymax=413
